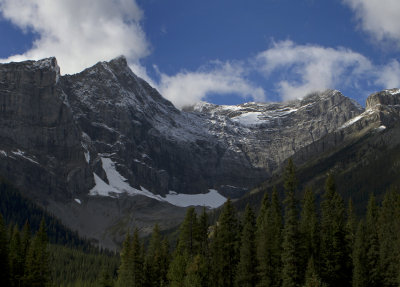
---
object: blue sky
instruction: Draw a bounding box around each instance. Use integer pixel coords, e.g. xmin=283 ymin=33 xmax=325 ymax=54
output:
xmin=0 ymin=0 xmax=399 ymax=108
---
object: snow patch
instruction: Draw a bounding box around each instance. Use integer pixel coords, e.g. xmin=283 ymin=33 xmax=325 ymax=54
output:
xmin=376 ymin=125 xmax=386 ymax=131
xmin=89 ymin=157 xmax=226 ymax=208
xmin=388 ymin=88 xmax=400 ymax=95
xmin=0 ymin=150 xmax=6 ymax=157
xmin=340 ymin=115 xmax=364 ymax=129
xmin=232 ymin=112 xmax=264 ymax=126
xmin=11 ymin=150 xmax=39 ymax=165
xmin=74 ymin=198 xmax=81 ymax=204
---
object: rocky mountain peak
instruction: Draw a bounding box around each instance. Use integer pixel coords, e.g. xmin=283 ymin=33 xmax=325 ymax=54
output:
xmin=366 ymin=88 xmax=400 ymax=109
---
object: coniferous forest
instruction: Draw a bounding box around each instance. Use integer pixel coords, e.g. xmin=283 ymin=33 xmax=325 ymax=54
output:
xmin=2 ymin=159 xmax=400 ymax=286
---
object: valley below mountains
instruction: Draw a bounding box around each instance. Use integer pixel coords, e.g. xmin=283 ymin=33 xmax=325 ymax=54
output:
xmin=1 ymin=56 xmax=399 ymax=249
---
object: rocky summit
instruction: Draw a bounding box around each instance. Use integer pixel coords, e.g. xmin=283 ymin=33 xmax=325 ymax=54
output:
xmin=0 ymin=56 xmax=398 ymax=248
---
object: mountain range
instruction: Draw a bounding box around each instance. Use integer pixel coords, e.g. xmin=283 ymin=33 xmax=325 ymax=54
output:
xmin=0 ymin=56 xmax=399 ymax=249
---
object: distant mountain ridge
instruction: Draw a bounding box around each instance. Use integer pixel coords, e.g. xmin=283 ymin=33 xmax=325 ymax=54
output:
xmin=0 ymin=56 xmax=397 ymax=248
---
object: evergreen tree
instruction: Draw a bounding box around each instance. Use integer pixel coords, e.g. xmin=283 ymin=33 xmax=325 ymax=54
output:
xmin=319 ymin=174 xmax=351 ymax=287
xmin=256 ymin=187 xmax=282 ymax=287
xmin=9 ymin=225 xmax=24 ymax=287
xmin=169 ymin=208 xmax=198 ymax=287
xmin=144 ymin=224 xmax=169 ymax=287
xmin=168 ymin=253 xmax=188 ymax=287
xmin=281 ymin=159 xmax=300 ymax=287
xmin=211 ymin=199 xmax=240 ymax=287
xmin=256 ymin=193 xmax=269 ymax=232
xmin=345 ymin=199 xmax=357 ymax=261
xmin=117 ymin=232 xmax=133 ymax=287
xmin=21 ymin=221 xmax=31 ymax=260
xmin=299 ymin=186 xmax=319 ymax=283
xmin=0 ymin=213 xmax=9 ymax=286
xmin=235 ymin=204 xmax=258 ymax=287
xmin=176 ymin=207 xmax=198 ymax=257
xmin=304 ymin=256 xmax=326 ymax=287
xmin=184 ymin=254 xmax=208 ymax=287
xmin=364 ymin=194 xmax=381 ymax=287
xmin=98 ymin=264 xmax=114 ymax=287
xmin=352 ymin=220 xmax=367 ymax=287
xmin=378 ymin=189 xmax=400 ymax=287
xmin=24 ymin=218 xmax=50 ymax=287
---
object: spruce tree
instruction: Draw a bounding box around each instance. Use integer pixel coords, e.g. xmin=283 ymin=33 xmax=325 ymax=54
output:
xmin=304 ymin=256 xmax=326 ymax=287
xmin=144 ymin=224 xmax=169 ymax=287
xmin=169 ymin=207 xmax=198 ymax=286
xmin=9 ymin=225 xmax=24 ymax=287
xmin=345 ymin=199 xmax=357 ymax=261
xmin=365 ymin=194 xmax=381 ymax=287
xmin=211 ymin=199 xmax=240 ymax=287
xmin=98 ymin=264 xmax=114 ymax=287
xmin=352 ymin=220 xmax=367 ymax=287
xmin=117 ymin=232 xmax=134 ymax=287
xmin=256 ymin=187 xmax=282 ymax=287
xmin=168 ymin=253 xmax=188 ymax=287
xmin=0 ymin=214 xmax=9 ymax=286
xmin=130 ymin=229 xmax=144 ymax=287
xmin=299 ymin=186 xmax=319 ymax=283
xmin=281 ymin=159 xmax=300 ymax=287
xmin=319 ymin=174 xmax=351 ymax=287
xmin=176 ymin=207 xmax=198 ymax=257
xmin=378 ymin=189 xmax=400 ymax=287
xmin=235 ymin=204 xmax=258 ymax=287
xmin=24 ymin=218 xmax=50 ymax=287
xmin=195 ymin=208 xmax=211 ymax=287
xmin=184 ymin=254 xmax=207 ymax=287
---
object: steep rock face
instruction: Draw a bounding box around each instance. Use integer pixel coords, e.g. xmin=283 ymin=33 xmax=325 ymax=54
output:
xmin=189 ymin=90 xmax=363 ymax=174
xmin=0 ymin=57 xmax=374 ymax=248
xmin=293 ymin=88 xmax=400 ymax=166
xmin=0 ymin=58 xmax=92 ymax=201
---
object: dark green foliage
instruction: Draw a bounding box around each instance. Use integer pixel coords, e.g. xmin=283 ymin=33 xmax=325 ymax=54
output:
xmin=23 ymin=218 xmax=50 ymax=287
xmin=144 ymin=224 xmax=169 ymax=287
xmin=299 ymin=187 xmax=319 ymax=284
xmin=211 ymin=199 xmax=240 ymax=287
xmin=281 ymin=160 xmax=300 ymax=287
xmin=352 ymin=220 xmax=367 ymax=287
xmin=116 ymin=229 xmax=143 ymax=287
xmin=283 ymin=158 xmax=298 ymax=193
xmin=304 ymin=256 xmax=326 ymax=287
xmin=0 ymin=214 xmax=10 ymax=286
xmin=345 ymin=199 xmax=357 ymax=258
xmin=9 ymin=225 xmax=24 ymax=287
xmin=98 ymin=265 xmax=114 ymax=287
xmin=256 ymin=188 xmax=282 ymax=287
xmin=49 ymin=244 xmax=119 ymax=287
xmin=319 ymin=174 xmax=351 ymax=287
xmin=0 ymin=179 xmax=92 ymax=250
xmin=365 ymin=194 xmax=381 ymax=286
xmin=378 ymin=189 xmax=400 ymax=287
xmin=235 ymin=205 xmax=257 ymax=287
xmin=176 ymin=207 xmax=198 ymax=257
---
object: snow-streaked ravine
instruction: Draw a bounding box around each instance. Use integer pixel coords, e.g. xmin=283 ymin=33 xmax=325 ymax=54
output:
xmin=89 ymin=157 xmax=227 ymax=208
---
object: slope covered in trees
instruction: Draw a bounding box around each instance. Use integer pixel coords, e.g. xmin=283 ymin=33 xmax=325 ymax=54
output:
xmin=113 ymin=159 xmax=400 ymax=287
xmin=3 ymin=160 xmax=400 ymax=286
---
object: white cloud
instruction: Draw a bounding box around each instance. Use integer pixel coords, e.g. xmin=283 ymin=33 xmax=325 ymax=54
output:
xmin=343 ymin=0 xmax=400 ymax=45
xmin=0 ymin=0 xmax=150 ymax=76
xmin=157 ymin=61 xmax=266 ymax=109
xmin=375 ymin=60 xmax=400 ymax=89
xmin=256 ymin=41 xmax=373 ymax=101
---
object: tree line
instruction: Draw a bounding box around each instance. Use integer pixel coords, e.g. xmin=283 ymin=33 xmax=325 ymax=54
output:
xmin=0 ymin=216 xmax=50 ymax=286
xmin=115 ymin=159 xmax=400 ymax=287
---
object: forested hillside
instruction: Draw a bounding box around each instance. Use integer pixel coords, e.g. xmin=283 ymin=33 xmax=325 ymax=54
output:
xmin=113 ymin=159 xmax=400 ymax=287
xmin=2 ymin=160 xmax=400 ymax=286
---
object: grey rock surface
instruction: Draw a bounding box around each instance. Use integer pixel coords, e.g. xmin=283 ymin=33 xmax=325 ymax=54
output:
xmin=2 ymin=56 xmax=393 ymax=248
